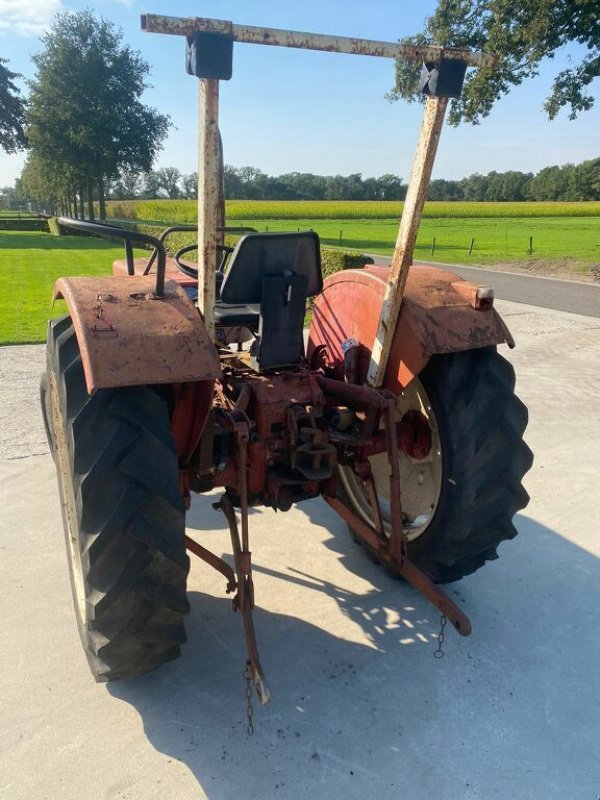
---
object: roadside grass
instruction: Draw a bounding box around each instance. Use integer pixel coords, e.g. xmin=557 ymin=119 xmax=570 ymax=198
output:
xmin=0 ymin=230 xmax=143 ymax=345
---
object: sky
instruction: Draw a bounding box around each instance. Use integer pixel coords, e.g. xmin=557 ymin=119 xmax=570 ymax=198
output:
xmin=0 ymin=0 xmax=598 ymax=187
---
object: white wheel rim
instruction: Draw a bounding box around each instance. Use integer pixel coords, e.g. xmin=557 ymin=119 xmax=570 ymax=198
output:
xmin=339 ymin=376 xmax=443 ymax=543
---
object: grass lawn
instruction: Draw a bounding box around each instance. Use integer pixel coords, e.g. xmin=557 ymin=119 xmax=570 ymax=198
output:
xmin=227 ymin=216 xmax=600 ymax=274
xmin=0 ymin=230 xmax=144 ymax=345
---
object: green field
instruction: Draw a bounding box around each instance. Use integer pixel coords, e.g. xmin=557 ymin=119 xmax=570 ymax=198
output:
xmin=226 ymin=215 xmax=600 ymax=268
xmin=0 ymin=230 xmax=142 ymax=344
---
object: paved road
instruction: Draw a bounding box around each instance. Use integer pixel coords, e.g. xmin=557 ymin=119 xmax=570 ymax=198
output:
xmin=1 ymin=300 xmax=600 ymax=800
xmin=366 ymin=255 xmax=600 ymax=318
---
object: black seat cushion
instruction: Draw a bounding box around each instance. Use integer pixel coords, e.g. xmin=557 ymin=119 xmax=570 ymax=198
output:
xmin=213 ymin=302 xmax=260 ymax=328
xmin=182 ymin=286 xmax=259 ymax=328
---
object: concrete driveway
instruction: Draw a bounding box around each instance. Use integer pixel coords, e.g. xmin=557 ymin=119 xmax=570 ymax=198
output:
xmin=1 ymin=299 xmax=599 ymax=800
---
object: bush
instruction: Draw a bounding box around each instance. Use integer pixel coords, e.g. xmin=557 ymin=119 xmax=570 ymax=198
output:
xmin=0 ymin=218 xmax=49 ymax=231
xmin=321 ymin=249 xmax=372 ymax=278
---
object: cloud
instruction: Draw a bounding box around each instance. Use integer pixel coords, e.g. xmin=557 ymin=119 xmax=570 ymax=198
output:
xmin=0 ymin=0 xmax=63 ymax=37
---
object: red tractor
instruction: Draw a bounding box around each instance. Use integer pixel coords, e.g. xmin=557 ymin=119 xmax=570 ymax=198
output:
xmin=41 ymin=15 xmax=532 ymax=720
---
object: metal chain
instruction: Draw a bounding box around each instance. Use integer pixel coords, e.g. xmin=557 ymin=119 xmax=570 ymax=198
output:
xmin=244 ymin=661 xmax=254 ymax=736
xmin=433 ymin=614 xmax=447 ymax=659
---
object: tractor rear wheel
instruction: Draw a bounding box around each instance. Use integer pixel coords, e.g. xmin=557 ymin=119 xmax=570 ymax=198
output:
xmin=44 ymin=315 xmax=190 ymax=681
xmin=338 ymin=347 xmax=533 ymax=583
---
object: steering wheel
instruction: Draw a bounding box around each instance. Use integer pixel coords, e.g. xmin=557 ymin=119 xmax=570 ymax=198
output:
xmin=174 ymin=243 xmax=235 ymax=279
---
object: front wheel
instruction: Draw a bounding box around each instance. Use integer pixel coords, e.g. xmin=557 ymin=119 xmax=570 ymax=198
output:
xmin=45 ymin=315 xmax=190 ymax=681
xmin=338 ymin=347 xmax=533 ymax=583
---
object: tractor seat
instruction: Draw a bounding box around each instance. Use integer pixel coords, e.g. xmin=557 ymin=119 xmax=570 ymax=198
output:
xmin=217 ymin=231 xmax=322 ymax=370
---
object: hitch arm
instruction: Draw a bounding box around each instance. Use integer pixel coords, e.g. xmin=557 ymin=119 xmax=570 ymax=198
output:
xmin=323 ymin=494 xmax=472 ymax=637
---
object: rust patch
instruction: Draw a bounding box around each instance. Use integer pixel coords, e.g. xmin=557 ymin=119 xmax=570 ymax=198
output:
xmin=53 ymin=275 xmax=220 ymax=392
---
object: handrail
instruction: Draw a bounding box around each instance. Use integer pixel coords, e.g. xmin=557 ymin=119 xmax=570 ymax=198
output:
xmin=57 ymin=217 xmax=167 ymax=297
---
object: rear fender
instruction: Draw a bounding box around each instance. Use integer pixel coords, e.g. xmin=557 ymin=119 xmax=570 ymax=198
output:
xmin=52 ymin=275 xmax=221 ymax=393
xmin=307 ymin=264 xmax=514 ymax=393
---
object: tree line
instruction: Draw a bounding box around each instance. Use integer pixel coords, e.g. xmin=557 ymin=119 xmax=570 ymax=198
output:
xmin=3 ymin=158 xmax=599 ymax=212
xmin=222 ymin=161 xmax=600 ymax=202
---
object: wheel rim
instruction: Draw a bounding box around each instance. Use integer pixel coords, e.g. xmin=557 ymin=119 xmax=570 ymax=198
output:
xmin=48 ymin=371 xmax=87 ymax=621
xmin=339 ymin=376 xmax=443 ymax=543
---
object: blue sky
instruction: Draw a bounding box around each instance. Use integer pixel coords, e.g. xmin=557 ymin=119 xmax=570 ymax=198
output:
xmin=0 ymin=0 xmax=598 ymax=187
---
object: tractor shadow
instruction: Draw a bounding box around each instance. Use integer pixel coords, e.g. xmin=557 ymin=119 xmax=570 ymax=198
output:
xmin=108 ymin=502 xmax=600 ymax=800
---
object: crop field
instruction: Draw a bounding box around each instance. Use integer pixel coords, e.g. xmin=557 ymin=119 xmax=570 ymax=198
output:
xmin=105 ymin=199 xmax=600 ymax=223
xmin=0 ymin=230 xmax=143 ymax=344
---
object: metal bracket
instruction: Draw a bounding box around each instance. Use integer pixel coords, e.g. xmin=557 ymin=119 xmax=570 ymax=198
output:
xmin=186 ymin=31 xmax=233 ymax=80
xmin=419 ymin=58 xmax=468 ymax=98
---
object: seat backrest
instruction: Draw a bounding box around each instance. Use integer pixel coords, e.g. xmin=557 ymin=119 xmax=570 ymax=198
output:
xmin=219 ymin=231 xmax=322 ymax=371
xmin=219 ymin=231 xmax=322 ymax=305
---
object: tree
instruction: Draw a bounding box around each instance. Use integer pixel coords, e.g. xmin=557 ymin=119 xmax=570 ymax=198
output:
xmin=376 ymin=174 xmax=406 ymax=200
xmin=142 ymin=170 xmax=162 ymax=199
xmin=182 ymin=172 xmax=198 ymax=199
xmin=0 ymin=58 xmax=27 ymax=153
xmin=27 ymin=10 xmax=169 ymax=218
xmin=20 ymin=153 xmax=80 ymax=215
xmin=389 ymin=0 xmax=600 ymax=124
xmin=156 ymin=166 xmax=182 ymax=198
xmin=111 ymin=168 xmax=143 ymax=199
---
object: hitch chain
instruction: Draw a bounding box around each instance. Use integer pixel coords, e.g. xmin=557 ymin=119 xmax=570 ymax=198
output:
xmin=433 ymin=614 xmax=447 ymax=658
xmin=244 ymin=660 xmax=254 ymax=736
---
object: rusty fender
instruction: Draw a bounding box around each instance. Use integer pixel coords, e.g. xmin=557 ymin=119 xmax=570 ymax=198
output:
xmin=52 ymin=275 xmax=221 ymax=393
xmin=307 ymin=264 xmax=515 ymax=394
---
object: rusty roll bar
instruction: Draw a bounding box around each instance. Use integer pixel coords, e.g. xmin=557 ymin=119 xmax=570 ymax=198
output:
xmin=141 ymin=14 xmax=497 ymax=68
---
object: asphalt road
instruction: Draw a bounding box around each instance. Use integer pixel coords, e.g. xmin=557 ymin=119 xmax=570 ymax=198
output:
xmin=366 ymin=255 xmax=600 ymax=318
xmin=1 ymin=299 xmax=600 ymax=800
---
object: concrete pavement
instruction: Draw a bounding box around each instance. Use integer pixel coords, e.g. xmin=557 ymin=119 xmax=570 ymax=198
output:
xmin=1 ymin=300 xmax=599 ymax=800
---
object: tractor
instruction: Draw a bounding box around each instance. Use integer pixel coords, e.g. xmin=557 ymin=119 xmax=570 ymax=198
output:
xmin=40 ymin=14 xmax=532 ymax=725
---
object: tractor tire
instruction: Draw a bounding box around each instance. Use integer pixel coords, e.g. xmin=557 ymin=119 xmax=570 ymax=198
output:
xmin=338 ymin=347 xmax=533 ymax=583
xmin=45 ymin=314 xmax=190 ymax=681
